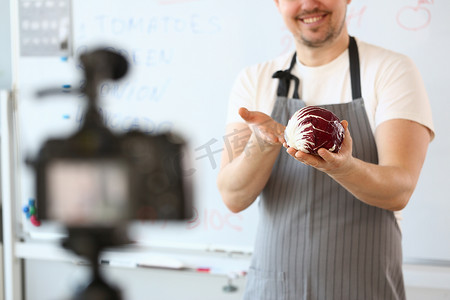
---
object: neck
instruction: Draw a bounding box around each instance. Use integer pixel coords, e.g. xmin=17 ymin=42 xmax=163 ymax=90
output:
xmin=295 ymin=34 xmax=350 ymax=67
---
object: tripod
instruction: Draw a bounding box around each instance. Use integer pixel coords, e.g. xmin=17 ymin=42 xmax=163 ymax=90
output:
xmin=62 ymin=227 xmax=129 ymax=300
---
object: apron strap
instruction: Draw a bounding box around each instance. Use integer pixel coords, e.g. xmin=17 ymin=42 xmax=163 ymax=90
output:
xmin=272 ymin=53 xmax=300 ymax=99
xmin=348 ymin=36 xmax=362 ymax=100
xmin=272 ymin=36 xmax=361 ymax=101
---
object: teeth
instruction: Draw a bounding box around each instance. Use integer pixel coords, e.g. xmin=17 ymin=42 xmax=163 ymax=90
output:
xmin=303 ymin=16 xmax=323 ymax=24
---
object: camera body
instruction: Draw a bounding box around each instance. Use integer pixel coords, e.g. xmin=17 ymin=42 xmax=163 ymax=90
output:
xmin=35 ymin=120 xmax=192 ymax=227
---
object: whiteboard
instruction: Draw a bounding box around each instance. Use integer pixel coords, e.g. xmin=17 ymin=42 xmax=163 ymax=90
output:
xmin=15 ymin=0 xmax=450 ymax=261
xmin=17 ymin=0 xmax=288 ymax=253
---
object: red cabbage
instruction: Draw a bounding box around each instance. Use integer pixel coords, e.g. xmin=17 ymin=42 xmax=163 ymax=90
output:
xmin=285 ymin=106 xmax=344 ymax=155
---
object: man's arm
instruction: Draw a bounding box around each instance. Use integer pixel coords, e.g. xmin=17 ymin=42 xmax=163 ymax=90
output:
xmin=285 ymin=119 xmax=431 ymax=211
xmin=217 ymin=108 xmax=284 ymax=213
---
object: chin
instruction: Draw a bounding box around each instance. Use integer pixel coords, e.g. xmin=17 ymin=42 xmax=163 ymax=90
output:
xmin=299 ymin=31 xmax=337 ymax=48
xmin=300 ymin=36 xmax=329 ymax=48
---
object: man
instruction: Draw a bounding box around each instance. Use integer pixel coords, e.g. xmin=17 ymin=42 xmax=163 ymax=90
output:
xmin=217 ymin=0 xmax=434 ymax=299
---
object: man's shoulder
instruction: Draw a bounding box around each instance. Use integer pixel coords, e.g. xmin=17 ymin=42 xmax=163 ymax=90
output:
xmin=356 ymin=38 xmax=410 ymax=64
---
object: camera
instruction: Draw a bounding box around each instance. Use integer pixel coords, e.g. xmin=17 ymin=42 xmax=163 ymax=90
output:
xmin=30 ymin=48 xmax=192 ymax=300
xmin=34 ymin=48 xmax=192 ymax=227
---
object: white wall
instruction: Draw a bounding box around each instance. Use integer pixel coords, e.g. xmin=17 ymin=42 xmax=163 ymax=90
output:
xmin=0 ymin=0 xmax=12 ymax=90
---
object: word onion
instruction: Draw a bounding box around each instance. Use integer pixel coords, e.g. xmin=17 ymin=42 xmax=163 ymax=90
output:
xmin=284 ymin=106 xmax=345 ymax=155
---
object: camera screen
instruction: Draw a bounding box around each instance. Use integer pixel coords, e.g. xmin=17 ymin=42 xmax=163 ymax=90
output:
xmin=46 ymin=159 xmax=129 ymax=226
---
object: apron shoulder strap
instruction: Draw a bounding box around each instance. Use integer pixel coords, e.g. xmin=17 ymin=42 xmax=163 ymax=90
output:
xmin=348 ymin=36 xmax=362 ymax=100
xmin=272 ymin=53 xmax=300 ymax=99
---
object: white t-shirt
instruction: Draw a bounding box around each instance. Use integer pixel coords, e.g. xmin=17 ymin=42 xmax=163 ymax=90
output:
xmin=226 ymin=38 xmax=435 ymax=139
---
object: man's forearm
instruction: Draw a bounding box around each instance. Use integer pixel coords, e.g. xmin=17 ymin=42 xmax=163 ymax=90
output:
xmin=217 ymin=133 xmax=282 ymax=213
xmin=330 ymin=157 xmax=416 ymax=211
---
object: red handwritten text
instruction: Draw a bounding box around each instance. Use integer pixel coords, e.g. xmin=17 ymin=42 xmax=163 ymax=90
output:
xmin=187 ymin=207 xmax=244 ymax=232
xmin=397 ymin=0 xmax=433 ymax=31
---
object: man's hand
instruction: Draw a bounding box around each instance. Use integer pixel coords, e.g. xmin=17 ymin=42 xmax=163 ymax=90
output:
xmin=283 ymin=118 xmax=431 ymax=211
xmin=239 ymin=107 xmax=286 ymax=146
xmin=284 ymin=120 xmax=354 ymax=177
xmin=217 ymin=107 xmax=287 ymax=213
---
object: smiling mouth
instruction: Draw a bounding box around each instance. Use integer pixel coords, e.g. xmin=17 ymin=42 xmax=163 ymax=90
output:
xmin=300 ymin=15 xmax=326 ymax=24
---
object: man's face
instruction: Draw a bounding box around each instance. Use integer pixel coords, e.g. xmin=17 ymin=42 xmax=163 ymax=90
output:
xmin=275 ymin=0 xmax=350 ymax=48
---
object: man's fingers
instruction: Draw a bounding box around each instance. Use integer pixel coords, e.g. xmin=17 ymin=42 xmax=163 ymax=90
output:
xmin=239 ymin=107 xmax=262 ymax=124
xmin=239 ymin=107 xmax=272 ymax=124
xmin=286 ymin=147 xmax=297 ymax=156
xmin=317 ymin=148 xmax=334 ymax=163
xmin=238 ymin=107 xmax=251 ymax=122
xmin=341 ymin=119 xmax=349 ymax=130
xmin=238 ymin=107 xmax=286 ymax=144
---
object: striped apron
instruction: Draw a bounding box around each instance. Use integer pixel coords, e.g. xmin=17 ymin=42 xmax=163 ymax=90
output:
xmin=243 ymin=37 xmax=405 ymax=300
